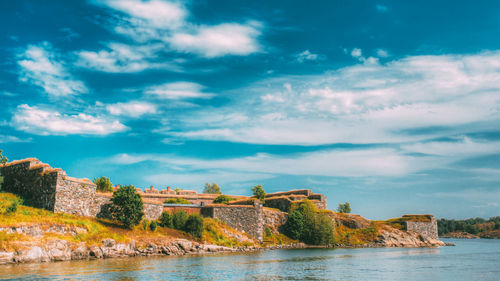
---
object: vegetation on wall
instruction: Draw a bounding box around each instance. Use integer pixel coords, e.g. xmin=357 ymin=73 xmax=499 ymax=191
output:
xmin=281 ymin=199 xmax=334 ymax=245
xmin=213 ymin=195 xmax=236 ymax=204
xmin=203 ymin=182 xmax=222 ymax=194
xmin=337 ymin=202 xmax=351 ymax=213
xmin=110 ymin=185 xmax=144 ymax=229
xmin=164 ymin=198 xmax=192 ymax=204
xmin=93 ymin=176 xmax=113 ymax=192
xmin=252 ymin=185 xmax=266 ymax=202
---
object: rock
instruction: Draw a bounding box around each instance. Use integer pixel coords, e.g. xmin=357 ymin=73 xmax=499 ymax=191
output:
xmin=0 ymin=251 xmax=14 ymax=264
xmin=89 ymin=245 xmax=103 ymax=259
xmin=15 ymin=246 xmax=48 ymax=263
xmin=46 ymin=239 xmax=71 ymax=261
xmin=71 ymin=245 xmax=89 ymax=260
xmin=102 ymin=238 xmax=116 ymax=247
xmin=177 ymin=240 xmax=193 ymax=252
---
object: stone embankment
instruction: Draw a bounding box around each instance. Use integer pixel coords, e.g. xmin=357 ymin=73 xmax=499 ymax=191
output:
xmin=0 ymin=238 xmax=260 ymax=265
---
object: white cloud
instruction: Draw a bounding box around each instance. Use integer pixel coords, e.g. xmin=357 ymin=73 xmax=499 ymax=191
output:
xmin=12 ymin=104 xmax=128 ymax=135
xmin=76 ymin=43 xmax=179 ymax=73
xmin=376 ymin=49 xmax=389 ymax=58
xmin=0 ymin=135 xmax=32 ymax=143
xmin=295 ymin=50 xmax=323 ymax=62
xmin=106 ymin=101 xmax=157 ymax=117
xmin=168 ymin=22 xmax=261 ymax=57
xmin=351 ymin=48 xmax=362 ymax=58
xmin=165 ymin=51 xmax=500 ymax=145
xmin=17 ymin=43 xmax=87 ymax=97
xmin=101 ymin=0 xmax=186 ymax=29
xmin=145 ymin=82 xmax=214 ymax=99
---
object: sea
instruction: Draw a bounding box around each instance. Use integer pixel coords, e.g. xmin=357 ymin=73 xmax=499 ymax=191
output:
xmin=0 ymin=239 xmax=499 ymax=280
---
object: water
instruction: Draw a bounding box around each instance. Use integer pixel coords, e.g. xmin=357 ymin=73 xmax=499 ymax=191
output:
xmin=1 ymin=239 xmax=499 ymax=280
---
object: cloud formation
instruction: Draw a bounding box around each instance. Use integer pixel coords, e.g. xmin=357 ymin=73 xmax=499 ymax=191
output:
xmin=18 ymin=43 xmax=87 ymax=97
xmin=12 ymin=104 xmax=128 ymax=135
xmin=145 ymin=82 xmax=214 ymax=99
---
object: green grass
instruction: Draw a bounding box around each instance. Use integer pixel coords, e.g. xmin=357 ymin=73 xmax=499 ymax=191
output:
xmin=164 ymin=198 xmax=192 ymax=204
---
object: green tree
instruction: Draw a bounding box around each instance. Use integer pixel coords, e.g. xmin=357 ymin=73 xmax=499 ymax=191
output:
xmin=93 ymin=176 xmax=113 ymax=192
xmin=110 ymin=185 xmax=144 ymax=229
xmin=281 ymin=210 xmax=304 ymax=240
xmin=213 ymin=195 xmax=235 ymax=204
xmin=252 ymin=185 xmax=266 ymax=202
xmin=184 ymin=213 xmax=204 ymax=238
xmin=337 ymin=202 xmax=351 ymax=213
xmin=203 ymin=182 xmax=222 ymax=194
xmin=282 ymin=199 xmax=334 ymax=245
xmin=158 ymin=211 xmax=173 ymax=228
xmin=172 ymin=210 xmax=188 ymax=230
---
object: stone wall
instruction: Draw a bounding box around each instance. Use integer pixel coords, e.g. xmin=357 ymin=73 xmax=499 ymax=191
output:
xmin=53 ymin=176 xmax=97 ymax=217
xmin=143 ymin=202 xmax=163 ymax=221
xmin=202 ymin=202 xmax=264 ymax=242
xmin=263 ymin=208 xmax=287 ymax=233
xmin=0 ymin=159 xmax=59 ymax=211
xmin=406 ymin=216 xmax=439 ymax=240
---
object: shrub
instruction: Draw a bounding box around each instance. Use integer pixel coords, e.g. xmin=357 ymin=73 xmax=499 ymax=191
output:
xmin=93 ymin=176 xmax=113 ymax=193
xmin=282 ymin=199 xmax=334 ymax=245
xmin=213 ymin=195 xmax=235 ymax=204
xmin=337 ymin=202 xmax=351 ymax=213
xmin=203 ymin=182 xmax=222 ymax=194
xmin=264 ymin=226 xmax=273 ymax=238
xmin=158 ymin=211 xmax=173 ymax=228
xmin=142 ymin=220 xmax=149 ymax=230
xmin=252 ymin=185 xmax=266 ymax=202
xmin=164 ymin=198 xmax=192 ymax=204
xmin=184 ymin=213 xmax=204 ymax=238
xmin=5 ymin=202 xmax=18 ymax=213
xmin=172 ymin=210 xmax=188 ymax=230
xmin=281 ymin=210 xmax=304 ymax=240
xmin=110 ymin=185 xmax=144 ymax=229
xmin=150 ymin=220 xmax=158 ymax=231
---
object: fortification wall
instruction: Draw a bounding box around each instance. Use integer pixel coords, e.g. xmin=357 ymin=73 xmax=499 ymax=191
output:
xmin=54 ymin=176 xmax=96 ymax=217
xmin=143 ymin=202 xmax=163 ymax=220
xmin=263 ymin=208 xmax=287 ymax=233
xmin=1 ymin=159 xmax=60 ymax=211
xmin=202 ymin=202 xmax=264 ymax=242
xmin=406 ymin=217 xmax=439 ymax=240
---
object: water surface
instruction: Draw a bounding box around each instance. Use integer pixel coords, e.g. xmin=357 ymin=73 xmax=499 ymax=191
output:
xmin=1 ymin=239 xmax=499 ymax=280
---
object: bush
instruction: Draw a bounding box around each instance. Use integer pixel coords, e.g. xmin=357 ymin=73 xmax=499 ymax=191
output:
xmin=164 ymin=198 xmax=192 ymax=204
xmin=282 ymin=199 xmax=334 ymax=245
xmin=252 ymin=185 xmax=266 ymax=202
xmin=213 ymin=195 xmax=235 ymax=204
xmin=150 ymin=220 xmax=158 ymax=231
xmin=158 ymin=211 xmax=173 ymax=228
xmin=184 ymin=214 xmax=204 ymax=238
xmin=172 ymin=210 xmax=188 ymax=230
xmin=142 ymin=220 xmax=149 ymax=230
xmin=281 ymin=210 xmax=304 ymax=240
xmin=337 ymin=202 xmax=351 ymax=213
xmin=93 ymin=176 xmax=113 ymax=193
xmin=264 ymin=226 xmax=273 ymax=238
xmin=110 ymin=185 xmax=144 ymax=229
xmin=5 ymin=202 xmax=18 ymax=213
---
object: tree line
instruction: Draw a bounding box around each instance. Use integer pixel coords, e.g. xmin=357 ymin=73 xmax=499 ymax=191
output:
xmin=438 ymin=217 xmax=500 ymax=235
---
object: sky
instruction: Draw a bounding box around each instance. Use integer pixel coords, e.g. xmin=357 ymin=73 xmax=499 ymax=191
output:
xmin=1 ymin=0 xmax=500 ymax=220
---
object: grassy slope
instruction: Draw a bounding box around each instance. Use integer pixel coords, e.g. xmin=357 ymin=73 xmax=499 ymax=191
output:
xmin=0 ymin=192 xmax=255 ymax=251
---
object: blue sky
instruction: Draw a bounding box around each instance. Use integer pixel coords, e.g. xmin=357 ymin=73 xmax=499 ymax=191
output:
xmin=1 ymin=0 xmax=500 ymax=219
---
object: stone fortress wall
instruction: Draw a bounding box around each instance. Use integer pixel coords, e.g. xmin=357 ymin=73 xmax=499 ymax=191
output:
xmin=0 ymin=158 xmax=439 ymax=243
xmin=405 ymin=215 xmax=439 ymax=240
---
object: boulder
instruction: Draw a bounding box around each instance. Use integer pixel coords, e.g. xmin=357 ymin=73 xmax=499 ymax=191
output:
xmin=46 ymin=239 xmax=71 ymax=261
xmin=0 ymin=251 xmax=14 ymax=264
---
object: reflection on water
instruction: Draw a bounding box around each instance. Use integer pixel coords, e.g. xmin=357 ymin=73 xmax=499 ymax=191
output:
xmin=1 ymin=239 xmax=500 ymax=280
